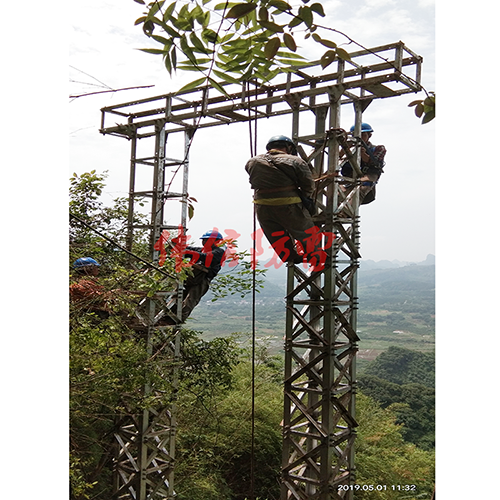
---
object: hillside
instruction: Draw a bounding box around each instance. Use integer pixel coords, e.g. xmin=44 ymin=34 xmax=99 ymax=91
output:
xmin=186 ymin=258 xmax=435 ymax=368
xmin=358 ymin=346 xmax=435 ymax=450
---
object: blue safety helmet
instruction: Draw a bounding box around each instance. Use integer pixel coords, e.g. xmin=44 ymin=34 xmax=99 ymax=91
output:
xmin=350 ymin=123 xmax=373 ymax=134
xmin=201 ymin=230 xmax=223 ymax=240
xmin=266 ymin=135 xmax=297 ymax=155
xmin=73 ymin=257 xmax=100 ymax=269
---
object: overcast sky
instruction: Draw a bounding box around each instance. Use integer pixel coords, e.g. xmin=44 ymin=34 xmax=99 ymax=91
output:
xmin=69 ymin=0 xmax=436 ymax=264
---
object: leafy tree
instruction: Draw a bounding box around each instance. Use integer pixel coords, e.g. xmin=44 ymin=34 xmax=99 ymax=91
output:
xmin=132 ymin=0 xmax=435 ymax=122
xmin=69 ymin=171 xmax=265 ymax=498
xmin=133 ymin=0 xmax=349 ymax=88
xmin=358 ymin=375 xmax=435 ymax=450
xmin=172 ymin=344 xmax=435 ymax=499
xmin=69 ymin=170 xmax=150 ymax=265
xmin=174 ymin=340 xmax=284 ymax=500
xmin=355 ymin=393 xmax=435 ymax=499
xmin=362 ymin=346 xmax=435 ymax=388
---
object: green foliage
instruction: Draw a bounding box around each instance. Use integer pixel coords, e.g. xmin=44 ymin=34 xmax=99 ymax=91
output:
xmin=134 ymin=0 xmax=351 ymax=91
xmin=359 ymin=346 xmax=435 ymax=450
xmin=173 ymin=345 xmax=434 ymax=499
xmin=355 ymin=393 xmax=435 ymax=499
xmin=69 ymin=172 xmax=267 ymax=497
xmin=210 ymin=250 xmax=267 ymax=300
xmin=70 ymin=170 xmax=262 ymax=301
xmin=358 ymin=375 xmax=435 ymax=450
xmin=69 ymin=170 xmax=150 ymax=264
xmin=363 ymin=346 xmax=435 ymax=388
xmin=70 ymin=304 xmax=241 ymax=498
xmin=408 ymin=93 xmax=435 ymax=124
xmin=175 ymin=343 xmax=284 ymax=500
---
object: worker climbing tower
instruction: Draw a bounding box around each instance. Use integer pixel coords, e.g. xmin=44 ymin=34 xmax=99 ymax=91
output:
xmin=100 ymin=41 xmax=423 ymax=499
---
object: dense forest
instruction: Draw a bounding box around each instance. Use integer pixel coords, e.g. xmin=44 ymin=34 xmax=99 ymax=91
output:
xmin=70 ymin=171 xmax=435 ymax=499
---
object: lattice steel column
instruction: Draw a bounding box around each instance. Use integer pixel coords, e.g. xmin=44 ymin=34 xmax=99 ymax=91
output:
xmin=110 ymin=123 xmax=193 ymax=500
xmin=281 ymin=95 xmax=365 ymax=499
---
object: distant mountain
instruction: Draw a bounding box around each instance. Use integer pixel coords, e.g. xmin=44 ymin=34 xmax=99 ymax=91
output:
xmin=261 ymin=254 xmax=436 ymax=283
xmin=360 ymin=254 xmax=435 ymax=270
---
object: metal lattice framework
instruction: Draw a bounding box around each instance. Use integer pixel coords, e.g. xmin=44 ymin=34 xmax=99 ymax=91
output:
xmin=100 ymin=41 xmax=423 ymax=500
xmin=107 ymin=125 xmax=192 ymax=499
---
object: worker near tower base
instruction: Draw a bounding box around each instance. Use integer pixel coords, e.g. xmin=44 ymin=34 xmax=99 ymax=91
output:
xmin=341 ymin=123 xmax=386 ymax=205
xmin=70 ymin=257 xmax=110 ymax=319
xmin=245 ymin=135 xmax=317 ymax=265
xmin=161 ymin=230 xmax=226 ymax=324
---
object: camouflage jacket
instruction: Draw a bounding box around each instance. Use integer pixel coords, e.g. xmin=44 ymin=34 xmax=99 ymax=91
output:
xmin=245 ymin=150 xmax=315 ymax=205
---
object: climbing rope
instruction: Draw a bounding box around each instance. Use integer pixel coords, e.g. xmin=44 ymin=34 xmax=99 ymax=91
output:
xmin=247 ymin=79 xmax=258 ymax=500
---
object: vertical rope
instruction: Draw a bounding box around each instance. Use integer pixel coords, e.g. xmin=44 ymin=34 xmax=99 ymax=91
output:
xmin=247 ymin=80 xmax=258 ymax=500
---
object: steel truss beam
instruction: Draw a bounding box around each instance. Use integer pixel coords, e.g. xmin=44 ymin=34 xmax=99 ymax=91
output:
xmin=100 ymin=41 xmax=423 ymax=500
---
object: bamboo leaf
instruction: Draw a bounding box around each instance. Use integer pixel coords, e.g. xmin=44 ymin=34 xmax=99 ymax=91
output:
xmin=148 ymin=0 xmax=165 ymax=18
xmin=171 ymin=46 xmax=177 ymax=69
xmin=164 ymin=2 xmax=177 ymax=21
xmin=336 ymin=47 xmax=351 ymax=61
xmin=226 ymin=3 xmax=258 ymax=19
xmin=202 ymin=11 xmax=211 ymax=28
xmin=310 ymin=2 xmax=325 ymax=16
xmin=283 ymin=33 xmax=297 ymax=52
xmin=139 ymin=48 xmax=166 ymax=55
xmin=163 ymin=24 xmax=181 ymax=39
xmin=164 ymin=53 xmax=172 ymax=74
xmin=268 ymin=0 xmax=292 ymax=11
xmin=258 ymin=20 xmax=285 ymax=33
xmin=151 ymin=34 xmax=172 ymax=46
xmin=208 ymin=77 xmax=230 ymax=97
xmin=320 ymin=49 xmax=337 ymax=69
xmin=212 ymin=70 xmax=242 ymax=85
xmin=177 ymin=77 xmax=207 ymax=93
xmin=190 ymin=32 xmax=208 ymax=52
xmin=202 ymin=28 xmax=219 ymax=44
xmin=264 ymin=37 xmax=281 ymax=59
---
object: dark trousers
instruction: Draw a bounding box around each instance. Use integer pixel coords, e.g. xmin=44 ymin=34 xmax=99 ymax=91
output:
xmin=255 ymin=203 xmax=317 ymax=263
xmin=181 ymin=277 xmax=211 ymax=321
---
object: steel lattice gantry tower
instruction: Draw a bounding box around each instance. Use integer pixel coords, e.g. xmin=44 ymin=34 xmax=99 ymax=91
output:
xmin=104 ymin=122 xmax=193 ymax=500
xmin=100 ymin=41 xmax=423 ymax=500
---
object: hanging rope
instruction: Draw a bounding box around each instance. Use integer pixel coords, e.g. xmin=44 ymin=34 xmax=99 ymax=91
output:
xmin=247 ymin=79 xmax=258 ymax=500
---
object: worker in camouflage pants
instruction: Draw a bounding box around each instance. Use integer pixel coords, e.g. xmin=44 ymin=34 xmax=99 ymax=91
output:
xmin=245 ymin=135 xmax=318 ymax=265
